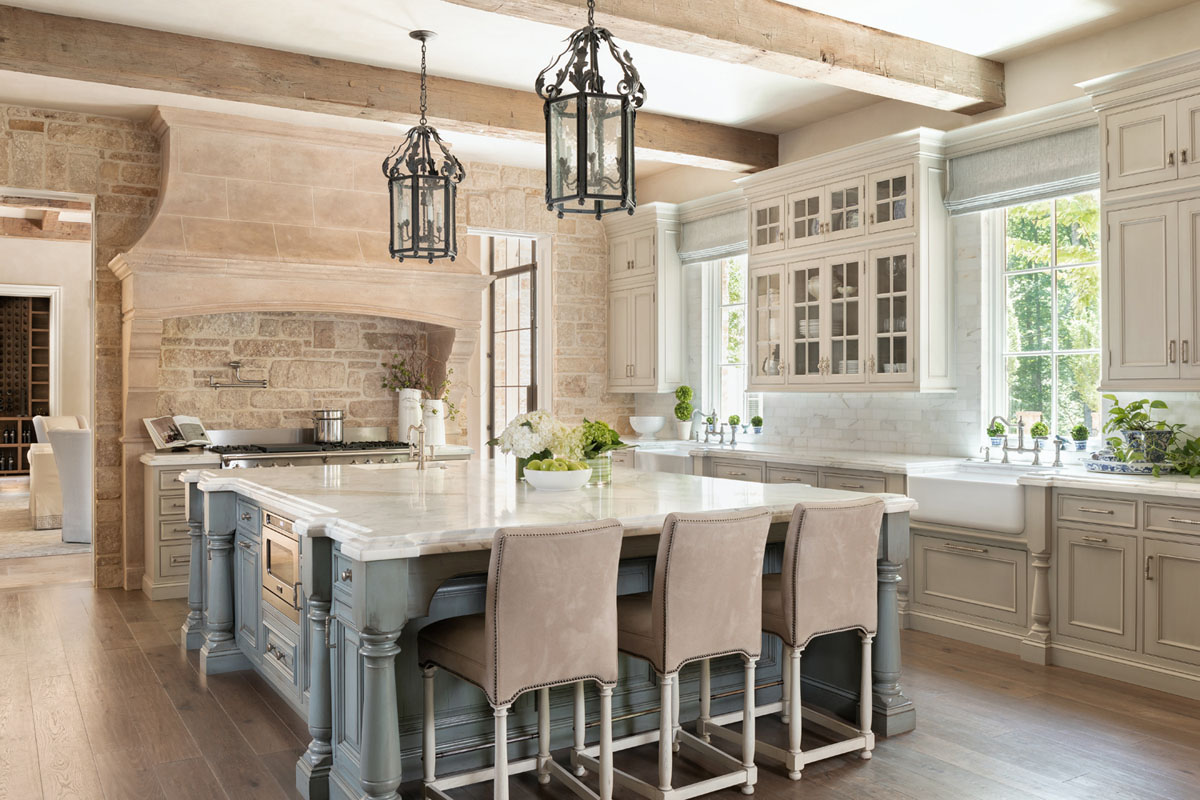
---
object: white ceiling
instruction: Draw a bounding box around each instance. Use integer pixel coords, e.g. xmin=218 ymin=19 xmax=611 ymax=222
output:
xmin=1 ymin=0 xmax=1194 ymax=171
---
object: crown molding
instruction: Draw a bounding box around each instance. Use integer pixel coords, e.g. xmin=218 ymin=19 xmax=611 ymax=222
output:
xmin=1078 ymin=49 xmax=1200 ymax=111
xmin=942 ymin=98 xmax=1097 ymax=159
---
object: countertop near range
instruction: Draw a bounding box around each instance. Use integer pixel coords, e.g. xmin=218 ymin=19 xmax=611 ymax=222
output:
xmin=1019 ymin=465 xmax=1200 ymax=500
xmin=184 ymin=458 xmax=915 ymax=561
xmin=139 ymin=449 xmax=222 ymax=467
xmin=683 ymin=443 xmax=962 ymax=474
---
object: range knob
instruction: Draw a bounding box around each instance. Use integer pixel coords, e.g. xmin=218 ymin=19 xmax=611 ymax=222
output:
xmin=350 ymin=459 xmax=357 ymax=465
xmin=364 ymin=458 xmax=372 ymax=464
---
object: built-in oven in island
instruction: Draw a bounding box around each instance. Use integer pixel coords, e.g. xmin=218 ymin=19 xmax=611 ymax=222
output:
xmin=261 ymin=511 xmax=301 ymax=623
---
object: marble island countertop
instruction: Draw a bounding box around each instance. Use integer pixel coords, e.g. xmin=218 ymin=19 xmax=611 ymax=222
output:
xmin=183 ymin=459 xmax=915 ymax=561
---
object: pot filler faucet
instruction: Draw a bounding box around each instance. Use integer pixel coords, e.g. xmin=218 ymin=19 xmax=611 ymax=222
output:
xmin=987 ymin=415 xmax=1062 ymax=468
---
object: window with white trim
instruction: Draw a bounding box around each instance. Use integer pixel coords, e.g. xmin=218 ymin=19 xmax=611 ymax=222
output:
xmin=994 ymin=191 xmax=1101 ymax=437
xmin=707 ymin=254 xmax=761 ymax=424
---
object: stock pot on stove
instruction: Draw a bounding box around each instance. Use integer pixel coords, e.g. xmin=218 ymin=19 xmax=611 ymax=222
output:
xmin=312 ymin=409 xmax=344 ymax=443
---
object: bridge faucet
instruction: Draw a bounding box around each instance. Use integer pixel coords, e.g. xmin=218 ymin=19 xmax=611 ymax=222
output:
xmin=989 ymin=415 xmax=1012 ymax=464
xmin=690 ymin=409 xmax=706 ymax=442
xmin=407 ymin=423 xmax=429 ymax=470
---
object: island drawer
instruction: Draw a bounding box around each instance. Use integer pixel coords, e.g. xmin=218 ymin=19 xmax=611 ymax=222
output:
xmin=159 ymin=494 xmax=187 ymax=518
xmin=333 ymin=550 xmax=354 ymax=605
xmin=1057 ymin=494 xmax=1136 ymax=528
xmin=262 ymin=613 xmax=300 ymax=689
xmin=766 ymin=466 xmax=818 ymax=485
xmin=820 ymin=471 xmax=887 ymax=494
xmin=158 ymin=542 xmax=191 ymax=578
xmin=911 ymin=534 xmax=1027 ymax=626
xmin=236 ymin=499 xmax=260 ymax=533
xmin=712 ymin=459 xmax=764 ymax=482
xmin=158 ymin=468 xmax=187 ymax=491
xmin=159 ymin=519 xmax=192 ymax=543
xmin=1144 ymin=502 xmax=1200 ymax=537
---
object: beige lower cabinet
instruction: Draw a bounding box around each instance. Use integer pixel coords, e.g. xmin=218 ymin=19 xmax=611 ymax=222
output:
xmin=911 ymin=533 xmax=1027 ymax=627
xmin=820 ymin=470 xmax=887 ymax=494
xmin=712 ymin=459 xmax=765 ymax=482
xmin=143 ymin=464 xmax=192 ymax=600
xmin=766 ymin=465 xmax=818 ymax=485
xmin=1055 ymin=527 xmax=1138 ymax=650
xmin=1143 ymin=537 xmax=1200 ymax=666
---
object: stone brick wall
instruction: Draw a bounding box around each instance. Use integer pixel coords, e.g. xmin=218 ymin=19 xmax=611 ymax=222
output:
xmin=156 ymin=311 xmax=438 ymax=434
xmin=0 ymin=104 xmax=161 ymax=588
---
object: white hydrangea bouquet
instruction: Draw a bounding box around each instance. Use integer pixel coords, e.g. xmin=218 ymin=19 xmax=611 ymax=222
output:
xmin=489 ymin=411 xmax=583 ymax=478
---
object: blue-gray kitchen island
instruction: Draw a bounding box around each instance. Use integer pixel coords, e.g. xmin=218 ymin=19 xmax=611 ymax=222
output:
xmin=179 ymin=460 xmax=916 ymax=800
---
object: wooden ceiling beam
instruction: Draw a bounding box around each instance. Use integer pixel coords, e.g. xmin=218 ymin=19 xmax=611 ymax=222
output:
xmin=0 ymin=5 xmax=776 ymax=172
xmin=447 ymin=0 xmax=1005 ymax=114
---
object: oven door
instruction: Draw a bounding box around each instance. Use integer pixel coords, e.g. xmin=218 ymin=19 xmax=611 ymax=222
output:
xmin=261 ymin=520 xmax=301 ymax=623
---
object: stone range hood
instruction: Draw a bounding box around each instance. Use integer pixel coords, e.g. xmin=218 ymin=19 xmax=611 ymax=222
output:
xmin=108 ymin=106 xmax=491 ymax=590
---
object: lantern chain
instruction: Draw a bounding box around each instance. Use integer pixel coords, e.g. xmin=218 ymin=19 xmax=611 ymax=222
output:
xmin=419 ymin=37 xmax=428 ymax=126
xmin=587 ymin=0 xmax=595 ymax=27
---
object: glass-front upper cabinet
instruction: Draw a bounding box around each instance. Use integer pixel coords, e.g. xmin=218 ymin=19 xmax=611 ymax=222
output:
xmin=869 ymin=244 xmax=914 ymax=382
xmin=749 ymin=265 xmax=785 ymax=386
xmin=788 ymin=260 xmax=824 ymax=384
xmin=825 ymin=177 xmax=866 ymax=242
xmin=750 ymin=197 xmax=786 ymax=255
xmin=787 ymin=188 xmax=824 ymax=247
xmin=826 ymin=254 xmax=866 ymax=384
xmin=868 ymin=165 xmax=915 ymax=234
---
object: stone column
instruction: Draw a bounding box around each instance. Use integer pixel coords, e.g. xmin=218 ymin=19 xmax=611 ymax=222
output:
xmin=199 ymin=491 xmax=250 ymax=675
xmin=181 ymin=482 xmax=206 ymax=649
xmin=873 ymin=511 xmax=915 ymax=736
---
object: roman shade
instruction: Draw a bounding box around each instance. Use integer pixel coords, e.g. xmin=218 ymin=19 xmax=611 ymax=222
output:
xmin=678 ymin=209 xmax=748 ymax=264
xmin=944 ymin=125 xmax=1101 ymax=215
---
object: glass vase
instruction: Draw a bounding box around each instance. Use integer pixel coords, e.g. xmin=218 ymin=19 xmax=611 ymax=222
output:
xmin=585 ymin=452 xmax=613 ymax=486
xmin=516 ymin=449 xmax=552 ymax=481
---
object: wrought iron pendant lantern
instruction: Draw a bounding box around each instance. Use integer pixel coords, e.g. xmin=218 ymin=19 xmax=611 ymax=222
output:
xmin=536 ymin=0 xmax=645 ymax=219
xmin=383 ymin=30 xmax=465 ymax=263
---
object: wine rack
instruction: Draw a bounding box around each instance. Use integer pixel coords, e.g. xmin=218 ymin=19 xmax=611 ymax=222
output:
xmin=0 ymin=296 xmax=52 ymax=475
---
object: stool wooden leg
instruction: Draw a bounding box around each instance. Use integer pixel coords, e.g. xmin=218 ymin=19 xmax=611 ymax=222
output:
xmin=788 ymin=647 xmax=803 ymax=780
xmin=742 ymin=658 xmax=757 ymax=795
xmin=781 ymin=645 xmax=791 ymax=724
xmin=599 ymin=685 xmax=614 ymax=800
xmin=494 ymin=704 xmax=510 ymax=800
xmin=658 ymin=673 xmax=675 ymax=791
xmin=860 ymin=633 xmax=875 ymax=759
xmin=537 ymin=687 xmax=551 ymax=784
xmin=573 ymin=681 xmax=587 ymax=777
xmin=671 ymin=672 xmax=682 ymax=752
xmin=422 ymin=666 xmax=437 ymax=784
xmin=699 ymin=659 xmax=712 ymax=742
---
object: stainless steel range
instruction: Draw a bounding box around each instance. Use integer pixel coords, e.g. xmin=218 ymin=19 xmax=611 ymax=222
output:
xmin=205 ymin=426 xmax=465 ymax=468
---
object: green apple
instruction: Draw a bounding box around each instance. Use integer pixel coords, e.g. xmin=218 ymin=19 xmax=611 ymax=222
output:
xmin=525 ymin=459 xmax=543 ymax=471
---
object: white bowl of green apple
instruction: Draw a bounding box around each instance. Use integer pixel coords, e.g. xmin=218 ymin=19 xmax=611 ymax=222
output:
xmin=523 ymin=457 xmax=593 ymax=491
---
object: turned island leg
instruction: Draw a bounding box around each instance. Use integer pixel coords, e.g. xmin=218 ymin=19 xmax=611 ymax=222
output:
xmin=297 ymin=598 xmax=333 ymax=800
xmin=873 ymin=512 xmax=915 ymax=736
xmin=200 ymin=492 xmax=249 ymax=675
xmin=359 ymin=629 xmax=404 ymax=800
xmin=181 ymin=483 xmax=206 ymax=649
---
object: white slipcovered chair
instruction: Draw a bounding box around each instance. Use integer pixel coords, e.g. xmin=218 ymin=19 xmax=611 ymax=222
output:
xmin=30 ymin=415 xmax=91 ymax=543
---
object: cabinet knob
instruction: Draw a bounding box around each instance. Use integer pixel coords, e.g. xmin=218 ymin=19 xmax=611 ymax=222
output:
xmin=1184 ymin=149 xmax=1190 ymax=164
xmin=1170 ymin=340 xmax=1177 ymax=364
xmin=340 ymin=568 xmax=353 ymax=583
xmin=240 ymin=511 xmax=251 ymax=521
xmin=1168 ymin=151 xmax=1176 ymax=167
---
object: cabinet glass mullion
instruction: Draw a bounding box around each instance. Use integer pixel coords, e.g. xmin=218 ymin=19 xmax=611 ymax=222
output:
xmin=790 ymin=264 xmax=822 ymax=379
xmin=828 ymin=259 xmax=861 ymax=377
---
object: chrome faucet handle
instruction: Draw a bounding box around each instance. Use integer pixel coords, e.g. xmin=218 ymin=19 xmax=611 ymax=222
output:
xmin=980 ymin=445 xmax=991 ymax=463
xmin=1053 ymin=439 xmax=1064 ymax=469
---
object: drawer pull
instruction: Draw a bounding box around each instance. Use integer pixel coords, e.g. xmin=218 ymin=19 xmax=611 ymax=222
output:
xmin=1167 ymin=516 xmax=1200 ymax=526
xmin=1081 ymin=536 xmax=1108 ymax=544
xmin=943 ymin=543 xmax=988 ymax=554
xmin=266 ymin=643 xmax=287 ymax=663
xmin=238 ymin=540 xmax=253 ymax=551
xmin=325 ymin=616 xmax=335 ymax=649
xmin=1145 ymin=555 xmax=1155 ymax=581
xmin=169 ymin=554 xmax=189 ymax=567
xmin=839 ymin=483 xmax=865 ymax=489
xmin=171 ymin=502 xmax=185 ymax=509
xmin=1078 ymin=507 xmax=1114 ymax=515
xmin=340 ymin=568 xmax=353 ymax=583
xmin=727 ymin=471 xmax=747 ymax=477
xmin=240 ymin=511 xmax=252 ymax=521
xmin=780 ymin=477 xmax=807 ymax=482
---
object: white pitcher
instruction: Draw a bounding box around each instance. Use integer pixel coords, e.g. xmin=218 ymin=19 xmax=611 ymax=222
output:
xmin=421 ymin=399 xmax=447 ymax=447
xmin=397 ymin=388 xmax=423 ymax=441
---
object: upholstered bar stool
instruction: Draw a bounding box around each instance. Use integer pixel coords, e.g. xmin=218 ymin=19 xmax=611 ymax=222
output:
xmin=575 ymin=508 xmax=772 ymax=799
xmin=723 ymin=498 xmax=884 ymax=780
xmin=418 ymin=520 xmax=624 ymax=800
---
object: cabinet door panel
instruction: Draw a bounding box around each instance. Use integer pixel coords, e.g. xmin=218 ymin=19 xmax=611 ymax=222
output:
xmin=867 ymin=244 xmax=914 ymax=383
xmin=608 ymin=289 xmax=631 ymax=386
xmin=749 ymin=266 xmax=785 ymax=386
xmin=234 ymin=533 xmax=261 ymax=657
xmin=630 ymin=231 xmax=656 ymax=281
xmin=786 ymin=188 xmax=824 ymax=247
xmin=628 ymin=286 xmax=656 ymax=389
xmin=911 ymin=534 xmax=1027 ymax=626
xmin=1106 ymin=101 xmax=1177 ymax=190
xmin=825 ymin=254 xmax=866 ymax=384
xmin=1179 ymin=200 xmax=1200 ymax=379
xmin=750 ymin=198 xmax=785 ymax=254
xmin=867 ymin=165 xmax=915 ymax=234
xmin=825 ymin=177 xmax=866 ymax=242
xmin=610 ymin=236 xmax=631 ymax=279
xmin=1106 ymin=204 xmax=1178 ymax=381
xmin=787 ymin=261 xmax=825 ymax=385
xmin=1144 ymin=538 xmax=1200 ymax=666
xmin=1055 ymin=528 xmax=1137 ymax=650
xmin=1176 ymin=94 xmax=1200 ymax=180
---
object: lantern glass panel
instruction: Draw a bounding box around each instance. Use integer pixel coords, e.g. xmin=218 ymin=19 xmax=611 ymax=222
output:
xmin=417 ymin=177 xmax=447 ymax=250
xmin=391 ymin=178 xmax=413 ymax=252
xmin=587 ymin=95 xmax=623 ymax=197
xmin=549 ymin=97 xmax=579 ymax=200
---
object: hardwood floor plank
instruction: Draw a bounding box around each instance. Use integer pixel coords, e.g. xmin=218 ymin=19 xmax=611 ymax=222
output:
xmin=0 ymin=592 xmax=24 ymax=656
xmin=93 ymin=747 xmax=165 ymax=800
xmin=29 ymin=673 xmax=105 ymax=800
xmin=153 ymin=758 xmax=230 ymax=800
xmin=0 ymin=653 xmax=42 ymax=800
xmin=260 ymin=747 xmax=306 ymax=800
xmin=243 ymin=670 xmax=312 ymax=743
xmin=207 ymin=672 xmax=304 ymax=755
xmin=126 ymin=619 xmax=178 ymax=649
xmin=18 ymin=591 xmax=70 ymax=678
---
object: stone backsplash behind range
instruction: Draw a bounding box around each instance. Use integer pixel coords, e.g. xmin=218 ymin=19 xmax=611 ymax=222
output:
xmin=156 ymin=310 xmax=439 ymax=435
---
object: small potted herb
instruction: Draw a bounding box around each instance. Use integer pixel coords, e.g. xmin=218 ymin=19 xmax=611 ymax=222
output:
xmin=673 ymin=385 xmax=694 ymax=440
xmin=1102 ymin=395 xmax=1182 ymax=462
xmin=1030 ymin=421 xmax=1050 ymax=443
xmin=728 ymin=414 xmax=740 ymax=429
xmin=751 ymin=415 xmax=763 ymax=434
xmin=986 ymin=420 xmax=1007 ymax=447
xmin=1071 ymin=423 xmax=1090 ymax=451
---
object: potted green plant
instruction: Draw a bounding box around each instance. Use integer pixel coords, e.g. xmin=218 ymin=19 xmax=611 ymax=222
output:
xmin=751 ymin=415 xmax=763 ymax=434
xmin=673 ymin=385 xmax=694 ymax=440
xmin=1102 ymin=395 xmax=1182 ymax=462
xmin=986 ymin=420 xmax=1007 ymax=447
xmin=576 ymin=419 xmax=628 ymax=486
xmin=1029 ymin=420 xmax=1050 ymax=443
xmin=728 ymin=414 xmax=740 ymax=428
xmin=1071 ymin=423 xmax=1091 ymax=451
